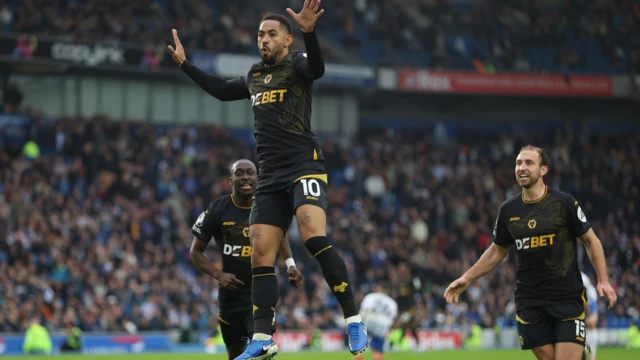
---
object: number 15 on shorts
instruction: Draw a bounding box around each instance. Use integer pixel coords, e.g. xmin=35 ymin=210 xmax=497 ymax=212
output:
xmin=575 ymin=319 xmax=585 ymax=338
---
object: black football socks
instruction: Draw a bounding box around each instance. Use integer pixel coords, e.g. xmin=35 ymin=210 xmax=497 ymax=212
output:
xmin=305 ymin=236 xmax=359 ymax=319
xmin=252 ymin=266 xmax=278 ymax=337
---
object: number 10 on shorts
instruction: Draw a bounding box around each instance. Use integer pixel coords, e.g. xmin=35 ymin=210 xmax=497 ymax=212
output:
xmin=574 ymin=319 xmax=585 ymax=338
xmin=300 ymin=179 xmax=321 ymax=197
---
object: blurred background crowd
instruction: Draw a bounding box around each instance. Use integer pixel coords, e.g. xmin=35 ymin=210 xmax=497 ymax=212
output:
xmin=3 ymin=0 xmax=640 ymax=72
xmin=1 ymin=109 xmax=638 ymax=336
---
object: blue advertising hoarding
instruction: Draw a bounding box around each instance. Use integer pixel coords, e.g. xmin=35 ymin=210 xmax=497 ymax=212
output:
xmin=0 ymin=333 xmax=170 ymax=355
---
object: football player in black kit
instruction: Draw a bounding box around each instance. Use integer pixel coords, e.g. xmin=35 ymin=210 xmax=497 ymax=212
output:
xmin=190 ymin=159 xmax=304 ymax=360
xmin=169 ymin=1 xmax=367 ymax=358
xmin=444 ymin=146 xmax=617 ymax=360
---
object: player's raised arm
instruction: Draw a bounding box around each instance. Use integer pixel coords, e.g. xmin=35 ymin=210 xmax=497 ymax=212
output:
xmin=287 ymin=0 xmax=325 ymax=80
xmin=168 ymin=29 xmax=250 ymax=101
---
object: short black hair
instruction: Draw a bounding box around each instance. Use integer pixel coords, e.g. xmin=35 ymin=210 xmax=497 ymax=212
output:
xmin=260 ymin=13 xmax=292 ymax=35
xmin=230 ymin=159 xmax=256 ymax=175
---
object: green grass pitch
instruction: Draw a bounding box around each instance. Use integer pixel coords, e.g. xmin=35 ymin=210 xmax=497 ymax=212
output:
xmin=2 ymin=349 xmax=638 ymax=359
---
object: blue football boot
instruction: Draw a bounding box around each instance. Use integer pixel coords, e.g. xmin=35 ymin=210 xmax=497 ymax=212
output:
xmin=234 ymin=338 xmax=278 ymax=360
xmin=347 ymin=322 xmax=368 ymax=355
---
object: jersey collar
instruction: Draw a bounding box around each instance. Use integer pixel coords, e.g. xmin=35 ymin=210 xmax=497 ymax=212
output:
xmin=521 ymin=185 xmax=549 ymax=204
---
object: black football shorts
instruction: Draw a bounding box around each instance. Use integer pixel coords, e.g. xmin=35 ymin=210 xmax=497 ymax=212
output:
xmin=516 ymin=301 xmax=586 ymax=350
xmin=250 ymin=161 xmax=328 ymax=232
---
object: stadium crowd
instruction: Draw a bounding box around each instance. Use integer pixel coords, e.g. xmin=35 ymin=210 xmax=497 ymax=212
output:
xmin=0 ymin=108 xmax=638 ymax=336
xmin=3 ymin=0 xmax=639 ymax=72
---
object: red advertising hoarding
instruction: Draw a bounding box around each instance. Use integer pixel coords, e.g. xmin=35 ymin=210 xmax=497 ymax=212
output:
xmin=398 ymin=70 xmax=612 ymax=97
xmin=271 ymin=330 xmax=463 ymax=352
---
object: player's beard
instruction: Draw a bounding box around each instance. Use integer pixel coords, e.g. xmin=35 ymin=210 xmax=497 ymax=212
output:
xmin=520 ymin=172 xmax=540 ymax=189
xmin=261 ymin=46 xmax=283 ymax=65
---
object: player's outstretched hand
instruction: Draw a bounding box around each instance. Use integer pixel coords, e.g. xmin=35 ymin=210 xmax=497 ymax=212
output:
xmin=218 ymin=272 xmax=245 ymax=290
xmin=286 ymin=0 xmax=324 ymax=33
xmin=444 ymin=276 xmax=470 ymax=304
xmin=597 ymin=281 xmax=617 ymax=308
xmin=287 ymin=266 xmax=304 ymax=287
xmin=167 ymin=29 xmax=186 ymax=67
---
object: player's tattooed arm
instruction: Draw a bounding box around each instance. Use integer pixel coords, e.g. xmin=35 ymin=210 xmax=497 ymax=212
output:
xmin=580 ymin=229 xmax=617 ymax=308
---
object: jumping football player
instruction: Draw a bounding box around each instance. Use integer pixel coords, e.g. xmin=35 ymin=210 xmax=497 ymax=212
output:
xmin=170 ymin=2 xmax=367 ymax=357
